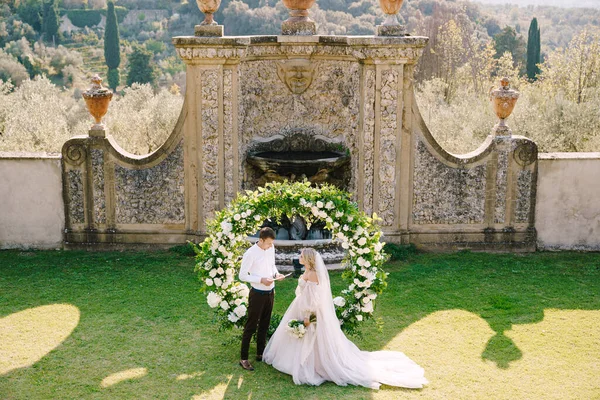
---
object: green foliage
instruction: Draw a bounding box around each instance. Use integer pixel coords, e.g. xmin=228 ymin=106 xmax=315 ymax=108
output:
xmin=145 ymin=39 xmax=166 ymax=55
xmin=17 ymin=0 xmax=43 ymax=32
xmin=66 ymin=9 xmax=102 ymax=28
xmin=526 ymin=17 xmax=541 ymax=81
xmin=126 ymin=44 xmax=156 ymax=87
xmin=104 ymin=0 xmax=121 ymax=70
xmin=168 ymin=242 xmax=197 ymax=257
xmin=107 ymin=67 xmax=120 ymax=90
xmin=42 ymin=0 xmax=60 ymax=43
xmin=493 ymin=26 xmax=527 ymax=72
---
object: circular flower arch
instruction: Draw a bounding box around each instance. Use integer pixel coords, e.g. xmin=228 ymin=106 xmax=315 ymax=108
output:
xmin=193 ymin=181 xmax=388 ymax=334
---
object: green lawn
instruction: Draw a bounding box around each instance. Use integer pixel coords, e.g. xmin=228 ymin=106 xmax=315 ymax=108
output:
xmin=1 ymin=249 xmax=599 ymax=399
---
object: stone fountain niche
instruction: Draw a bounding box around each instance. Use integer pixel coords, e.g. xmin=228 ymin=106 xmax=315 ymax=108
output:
xmin=246 ymin=128 xmax=351 ymax=190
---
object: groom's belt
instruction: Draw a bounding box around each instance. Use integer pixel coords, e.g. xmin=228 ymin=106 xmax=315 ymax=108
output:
xmin=251 ymin=287 xmax=274 ymax=295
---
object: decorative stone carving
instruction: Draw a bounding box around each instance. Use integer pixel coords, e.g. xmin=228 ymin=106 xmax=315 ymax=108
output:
xmin=513 ymin=141 xmax=538 ymax=167
xmin=276 ymin=59 xmax=316 ymax=95
xmin=64 ymin=143 xmax=87 ymax=166
xmin=196 ymin=0 xmax=221 ymax=25
xmin=91 ymin=149 xmax=106 ymax=225
xmin=115 ymin=143 xmax=185 ymax=224
xmin=516 ymin=170 xmax=533 ymax=223
xmin=413 ymin=139 xmax=487 ymax=225
xmin=494 ymin=151 xmax=508 ymax=224
xmin=67 ymin=170 xmax=84 ymax=224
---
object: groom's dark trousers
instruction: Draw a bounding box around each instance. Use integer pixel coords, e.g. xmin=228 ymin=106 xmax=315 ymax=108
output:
xmin=241 ymin=287 xmax=274 ymax=360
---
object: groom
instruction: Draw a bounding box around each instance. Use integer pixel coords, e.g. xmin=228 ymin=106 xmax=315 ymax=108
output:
xmin=238 ymin=227 xmax=283 ymax=371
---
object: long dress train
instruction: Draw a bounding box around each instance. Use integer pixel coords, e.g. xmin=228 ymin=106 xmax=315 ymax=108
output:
xmin=263 ymin=254 xmax=428 ymax=390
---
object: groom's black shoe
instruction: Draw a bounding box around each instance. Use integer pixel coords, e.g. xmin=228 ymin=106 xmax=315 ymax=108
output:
xmin=239 ymin=360 xmax=254 ymax=371
xmin=256 ymin=355 xmax=263 ymax=362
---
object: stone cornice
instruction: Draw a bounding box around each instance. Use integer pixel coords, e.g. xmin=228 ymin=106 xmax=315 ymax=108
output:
xmin=173 ymin=35 xmax=428 ymax=64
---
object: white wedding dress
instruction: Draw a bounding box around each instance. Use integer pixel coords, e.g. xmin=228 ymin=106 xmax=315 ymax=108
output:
xmin=263 ymin=253 xmax=428 ymax=390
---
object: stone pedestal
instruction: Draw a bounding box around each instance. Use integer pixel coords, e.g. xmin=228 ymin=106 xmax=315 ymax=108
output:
xmin=88 ymin=127 xmax=106 ymax=138
xmin=492 ymin=124 xmax=512 ymax=137
xmin=377 ymin=24 xmax=407 ymax=36
xmin=195 ymin=24 xmax=224 ymax=37
xmin=281 ymin=20 xmax=316 ymax=35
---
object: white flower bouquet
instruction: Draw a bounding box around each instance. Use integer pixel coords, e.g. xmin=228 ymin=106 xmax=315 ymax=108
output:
xmin=286 ymin=319 xmax=307 ymax=338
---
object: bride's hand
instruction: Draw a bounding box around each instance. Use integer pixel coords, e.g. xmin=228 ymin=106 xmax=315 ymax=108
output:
xmin=303 ymin=318 xmax=310 ymax=327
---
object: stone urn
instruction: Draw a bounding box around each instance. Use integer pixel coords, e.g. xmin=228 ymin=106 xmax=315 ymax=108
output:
xmin=490 ymin=77 xmax=520 ymax=134
xmin=379 ymin=0 xmax=404 ymax=25
xmin=196 ymin=0 xmax=221 ymax=25
xmin=281 ymin=0 xmax=317 ymax=35
xmin=82 ymin=74 xmax=113 ymax=132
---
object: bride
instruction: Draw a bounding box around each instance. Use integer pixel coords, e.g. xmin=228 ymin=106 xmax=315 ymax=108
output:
xmin=263 ymin=248 xmax=428 ymax=389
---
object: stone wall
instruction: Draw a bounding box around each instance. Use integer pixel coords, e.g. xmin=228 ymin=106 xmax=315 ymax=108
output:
xmin=536 ymin=153 xmax=600 ymax=251
xmin=0 ymin=154 xmax=64 ymax=249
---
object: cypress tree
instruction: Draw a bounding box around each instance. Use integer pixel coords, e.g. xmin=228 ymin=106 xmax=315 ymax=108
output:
xmin=526 ymin=17 xmax=541 ymax=81
xmin=42 ymin=0 xmax=59 ymax=44
xmin=104 ymin=0 xmax=121 ymax=90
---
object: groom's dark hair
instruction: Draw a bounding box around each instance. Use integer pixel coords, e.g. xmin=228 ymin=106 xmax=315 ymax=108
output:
xmin=259 ymin=227 xmax=276 ymax=240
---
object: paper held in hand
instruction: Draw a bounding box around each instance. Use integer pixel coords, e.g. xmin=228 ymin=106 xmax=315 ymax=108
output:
xmin=274 ymin=273 xmax=293 ymax=281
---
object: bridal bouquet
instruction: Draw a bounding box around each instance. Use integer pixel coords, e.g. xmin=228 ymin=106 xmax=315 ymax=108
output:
xmin=286 ymin=314 xmax=317 ymax=339
xmin=286 ymin=319 xmax=307 ymax=338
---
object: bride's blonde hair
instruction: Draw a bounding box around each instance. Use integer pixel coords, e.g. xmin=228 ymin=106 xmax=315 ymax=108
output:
xmin=301 ymin=248 xmax=317 ymax=271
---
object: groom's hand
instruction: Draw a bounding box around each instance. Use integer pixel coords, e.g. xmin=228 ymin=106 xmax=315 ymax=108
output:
xmin=274 ymin=273 xmax=285 ymax=280
xmin=260 ymin=277 xmax=274 ymax=285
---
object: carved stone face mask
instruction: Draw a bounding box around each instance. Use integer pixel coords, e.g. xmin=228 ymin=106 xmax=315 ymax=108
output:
xmin=277 ymin=59 xmax=316 ymax=95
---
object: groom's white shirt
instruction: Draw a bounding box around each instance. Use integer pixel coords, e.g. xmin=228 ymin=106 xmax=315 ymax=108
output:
xmin=238 ymin=243 xmax=278 ymax=291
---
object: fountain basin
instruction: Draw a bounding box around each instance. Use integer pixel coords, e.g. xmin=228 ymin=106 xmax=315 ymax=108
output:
xmin=247 ymin=150 xmax=349 ymax=177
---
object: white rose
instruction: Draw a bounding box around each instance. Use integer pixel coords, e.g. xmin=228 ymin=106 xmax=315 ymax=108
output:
xmin=349 ymin=284 xmax=355 ymax=291
xmin=234 ymin=298 xmax=242 ymax=306
xmin=337 ymin=232 xmax=345 ymax=240
xmin=217 ymin=258 xmax=223 ymax=264
xmin=349 ymin=250 xmax=355 ymax=257
xmin=233 ymin=304 xmax=247 ymax=318
xmin=362 ymin=302 xmax=374 ymax=313
xmin=374 ymin=242 xmax=383 ymax=251
xmin=341 ymin=242 xmax=349 ymax=249
xmin=206 ymin=292 xmax=221 ymax=308
xmin=220 ymin=300 xmax=230 ymax=310
xmin=335 ymin=211 xmax=344 ymax=218
xmin=316 ymin=201 xmax=324 ymax=208
xmin=220 ymin=221 xmax=232 ymax=233
xmin=358 ymin=268 xmax=368 ymax=277
xmin=362 ymin=297 xmax=371 ymax=304
xmin=241 ymin=211 xmax=247 ymax=218
xmin=333 ymin=222 xmax=340 ymax=228
xmin=326 ymin=217 xmax=333 ymax=223
xmin=226 ymin=268 xmax=234 ymax=276
xmin=319 ymin=211 xmax=327 ymax=219
xmin=343 ymin=225 xmax=349 ymax=231
xmin=238 ymin=284 xmax=250 ymax=297
xmin=209 ymin=269 xmax=217 ymax=278
xmin=205 ymin=278 xmax=214 ymax=286
xmin=326 ymin=201 xmax=335 ymax=209
xmin=234 ymin=214 xmax=241 ymax=221
xmin=246 ymin=209 xmax=253 ymax=216
xmin=348 ymin=216 xmax=354 ymax=222
xmin=364 ymin=261 xmax=371 ymax=268
xmin=357 ymin=257 xmax=366 ymax=267
xmin=357 ymin=237 xmax=367 ymax=246
xmin=214 ymin=278 xmax=223 ymax=287
xmin=311 ymin=206 xmax=320 ymax=216
xmin=228 ymin=313 xmax=240 ymax=323
xmin=217 ymin=267 xmax=224 ymax=275
xmin=356 ymin=315 xmax=363 ymax=321
xmin=254 ymin=215 xmax=261 ymax=221
xmin=333 ymin=296 xmax=346 ymax=307
xmin=364 ymin=280 xmax=372 ymax=288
